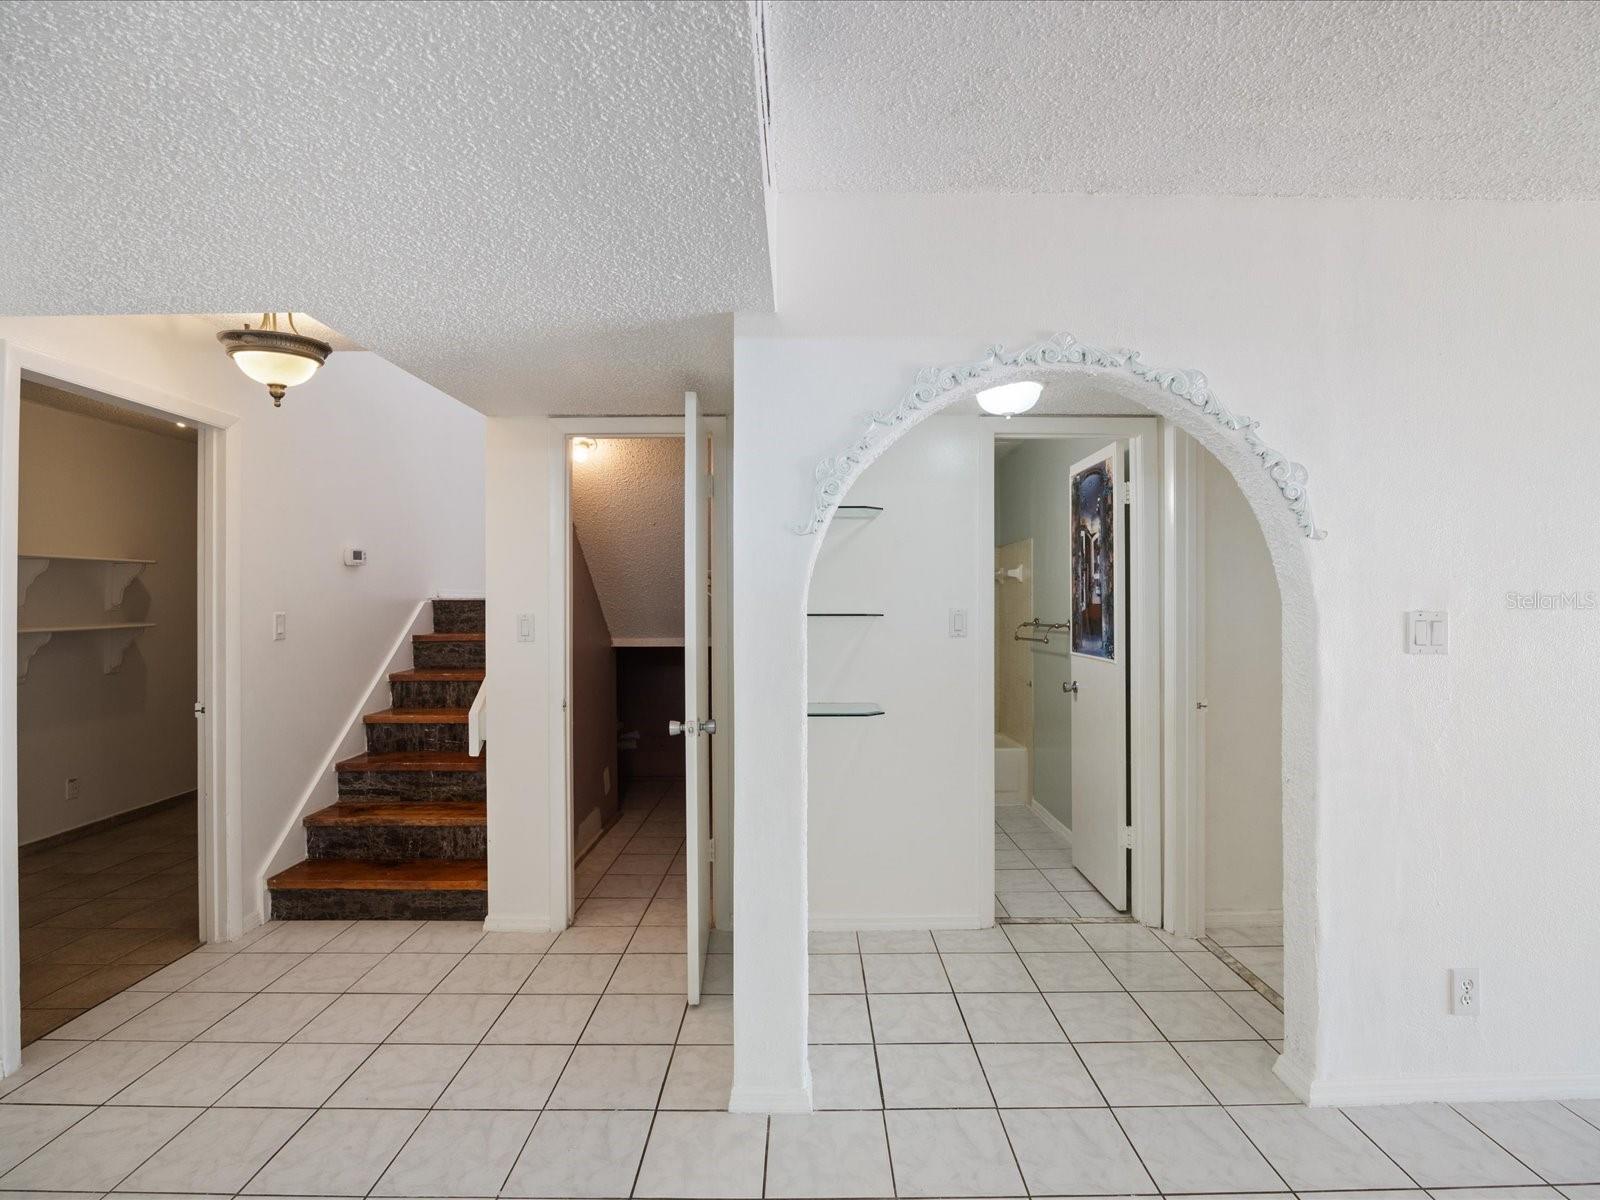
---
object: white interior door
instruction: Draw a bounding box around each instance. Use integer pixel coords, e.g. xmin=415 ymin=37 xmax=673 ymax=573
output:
xmin=1067 ymin=443 xmax=1130 ymax=910
xmin=678 ymin=393 xmax=713 ymax=1003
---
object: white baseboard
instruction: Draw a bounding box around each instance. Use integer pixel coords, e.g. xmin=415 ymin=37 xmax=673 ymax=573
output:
xmin=1206 ymin=908 xmax=1283 ymax=926
xmin=728 ymin=1080 xmax=814 ymax=1114
xmin=482 ymin=914 xmax=555 ymax=933
xmin=434 ymin=590 xmax=487 ymax=600
xmin=1304 ymin=1070 xmax=1600 ymax=1105
xmin=1027 ymin=799 xmax=1072 ymax=844
xmin=809 ymin=914 xmax=988 ymax=932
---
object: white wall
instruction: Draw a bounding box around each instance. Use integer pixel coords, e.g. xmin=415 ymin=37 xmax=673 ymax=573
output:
xmin=1202 ymin=447 xmax=1284 ymax=924
xmin=484 ymin=418 xmax=556 ymax=932
xmin=0 ymin=317 xmax=487 ymax=926
xmin=17 ymin=397 xmax=195 ymax=843
xmin=732 ymin=190 xmax=1600 ymax=1107
xmin=806 ymin=415 xmax=988 ymax=929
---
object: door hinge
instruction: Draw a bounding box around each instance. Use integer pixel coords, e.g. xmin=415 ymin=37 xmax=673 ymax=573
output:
xmin=707 ymin=837 xmax=716 ymax=864
xmin=193 ymin=702 xmax=206 ymax=717
xmin=1121 ymin=826 xmax=1135 ymax=850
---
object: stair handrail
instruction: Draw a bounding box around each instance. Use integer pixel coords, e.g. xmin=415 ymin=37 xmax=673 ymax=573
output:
xmin=468 ymin=676 xmax=486 ymax=756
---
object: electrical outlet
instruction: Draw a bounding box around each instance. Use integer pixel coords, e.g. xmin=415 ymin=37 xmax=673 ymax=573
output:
xmin=1450 ymin=967 xmax=1480 ymax=1016
xmin=65 ymin=777 xmax=80 ymax=803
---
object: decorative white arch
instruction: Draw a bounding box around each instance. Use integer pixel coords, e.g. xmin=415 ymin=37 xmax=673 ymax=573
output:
xmin=795 ymin=332 xmax=1324 ymax=542
xmin=792 ymin=331 xmax=1325 ymax=1097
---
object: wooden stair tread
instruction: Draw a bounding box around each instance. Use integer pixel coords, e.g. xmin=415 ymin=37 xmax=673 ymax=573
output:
xmin=413 ymin=632 xmax=484 ymax=643
xmin=364 ymin=707 xmax=469 ymax=725
xmin=269 ymin=858 xmax=486 ymax=891
xmin=305 ymin=800 xmax=485 ymax=828
xmin=389 ymin=668 xmax=484 ymax=682
xmin=336 ymin=750 xmax=485 ymax=773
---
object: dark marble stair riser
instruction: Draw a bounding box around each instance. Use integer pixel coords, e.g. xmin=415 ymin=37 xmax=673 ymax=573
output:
xmin=391 ymin=678 xmax=481 ymax=708
xmin=271 ymin=887 xmax=486 ymax=921
xmin=308 ymin=823 xmax=486 ymax=862
xmin=431 ymin=598 xmax=485 ymax=634
xmin=339 ymin=767 xmax=486 ymax=802
xmin=365 ymin=721 xmax=468 ymax=755
xmin=412 ymin=639 xmax=485 ymax=670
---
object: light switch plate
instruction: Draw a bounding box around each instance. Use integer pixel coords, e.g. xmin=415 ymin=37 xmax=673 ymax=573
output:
xmin=1405 ymin=610 xmax=1446 ymax=655
xmin=273 ymin=611 xmax=287 ymax=641
xmin=949 ymin=608 xmax=968 ymax=638
xmin=517 ymin=613 xmax=535 ymax=643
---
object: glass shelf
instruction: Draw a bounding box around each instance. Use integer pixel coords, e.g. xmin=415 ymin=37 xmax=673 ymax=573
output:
xmin=806 ymin=611 xmax=884 ymax=618
xmin=807 ymin=702 xmax=886 ymax=718
xmin=834 ymin=505 xmax=883 ymax=520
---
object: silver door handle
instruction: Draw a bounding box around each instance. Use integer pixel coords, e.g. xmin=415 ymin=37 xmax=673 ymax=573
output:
xmin=1063 ymin=681 xmax=1079 ymax=695
xmin=669 ymin=718 xmax=718 ymax=737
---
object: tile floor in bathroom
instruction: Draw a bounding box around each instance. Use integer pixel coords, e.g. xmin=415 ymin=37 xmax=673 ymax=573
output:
xmin=4 ymin=781 xmax=1598 ymax=1197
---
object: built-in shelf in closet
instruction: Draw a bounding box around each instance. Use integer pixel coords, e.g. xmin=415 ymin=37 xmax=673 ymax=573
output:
xmin=18 ymin=553 xmax=155 ymax=609
xmin=17 ymin=623 xmax=156 ymax=682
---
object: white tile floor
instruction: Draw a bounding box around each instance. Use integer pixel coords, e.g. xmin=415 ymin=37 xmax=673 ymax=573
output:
xmin=4 ymin=782 xmax=1597 ymax=1197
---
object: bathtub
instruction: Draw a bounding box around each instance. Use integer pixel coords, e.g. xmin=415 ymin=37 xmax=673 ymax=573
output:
xmin=995 ymin=733 xmax=1029 ymax=807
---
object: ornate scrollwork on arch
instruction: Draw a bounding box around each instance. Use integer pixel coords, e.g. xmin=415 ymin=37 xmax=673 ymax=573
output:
xmin=793 ymin=333 xmax=1325 ymax=540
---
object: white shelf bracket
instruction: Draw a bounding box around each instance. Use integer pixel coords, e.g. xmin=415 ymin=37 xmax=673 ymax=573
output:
xmin=18 ymin=557 xmax=50 ymax=608
xmin=17 ymin=631 xmax=52 ymax=683
xmin=100 ymin=626 xmax=146 ymax=675
xmin=104 ymin=560 xmax=147 ymax=610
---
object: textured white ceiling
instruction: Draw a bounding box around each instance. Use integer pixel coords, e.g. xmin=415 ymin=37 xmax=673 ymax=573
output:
xmin=570 ymin=437 xmax=685 ymax=641
xmin=0 ymin=1 xmax=768 ymax=415
xmin=763 ymin=0 xmax=1600 ymax=200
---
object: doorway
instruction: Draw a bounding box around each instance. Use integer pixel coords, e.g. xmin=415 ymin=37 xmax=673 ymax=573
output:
xmin=13 ymin=382 xmax=199 ymax=1044
xmin=1 ymin=345 xmax=237 ymax=1077
xmin=994 ymin=433 xmax=1138 ymax=921
xmin=548 ymin=408 xmax=731 ymax=1004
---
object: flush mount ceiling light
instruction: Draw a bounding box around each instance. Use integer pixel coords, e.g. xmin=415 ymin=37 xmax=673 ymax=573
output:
xmin=217 ymin=312 xmax=332 ymax=407
xmin=976 ymin=380 xmax=1043 ymax=417
xmin=571 ymin=437 xmax=598 ymax=463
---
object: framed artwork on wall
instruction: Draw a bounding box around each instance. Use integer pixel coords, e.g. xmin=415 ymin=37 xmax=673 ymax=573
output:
xmin=1070 ymin=450 xmax=1116 ymax=660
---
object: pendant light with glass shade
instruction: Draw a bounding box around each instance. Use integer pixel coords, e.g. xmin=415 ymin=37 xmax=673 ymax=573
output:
xmin=216 ymin=312 xmax=332 ymax=406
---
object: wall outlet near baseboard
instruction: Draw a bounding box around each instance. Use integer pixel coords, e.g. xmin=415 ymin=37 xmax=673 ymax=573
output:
xmin=1450 ymin=967 xmax=1480 ymax=1016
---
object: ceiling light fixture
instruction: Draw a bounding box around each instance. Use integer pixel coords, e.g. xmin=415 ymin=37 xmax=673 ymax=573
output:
xmin=571 ymin=437 xmax=597 ymax=464
xmin=217 ymin=312 xmax=332 ymax=407
xmin=976 ymin=380 xmax=1043 ymax=418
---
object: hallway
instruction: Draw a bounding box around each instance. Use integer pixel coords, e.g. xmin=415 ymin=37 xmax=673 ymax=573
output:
xmin=5 ymin=781 xmax=1598 ymax=1194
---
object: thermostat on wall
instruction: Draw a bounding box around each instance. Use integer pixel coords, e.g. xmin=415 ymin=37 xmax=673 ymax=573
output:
xmin=344 ymin=548 xmax=368 ymax=567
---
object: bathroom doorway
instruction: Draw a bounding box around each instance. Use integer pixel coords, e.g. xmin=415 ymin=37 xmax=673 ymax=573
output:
xmin=993 ymin=428 xmax=1150 ymax=922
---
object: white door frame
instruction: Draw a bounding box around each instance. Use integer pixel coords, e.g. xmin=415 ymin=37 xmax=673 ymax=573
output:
xmin=983 ymin=415 xmax=1162 ymax=924
xmin=1160 ymin=425 xmax=1208 ymax=937
xmin=545 ymin=416 xmax=732 ymax=930
xmin=0 ymin=340 xmax=241 ymax=1076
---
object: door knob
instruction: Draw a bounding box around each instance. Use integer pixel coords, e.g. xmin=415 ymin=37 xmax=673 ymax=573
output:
xmin=700 ymin=719 xmax=717 ymax=735
xmin=669 ymin=719 xmax=691 ymax=737
xmin=1063 ymin=681 xmax=1079 ymax=695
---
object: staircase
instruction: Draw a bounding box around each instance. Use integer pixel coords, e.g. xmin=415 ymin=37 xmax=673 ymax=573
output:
xmin=267 ymin=598 xmax=487 ymax=920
